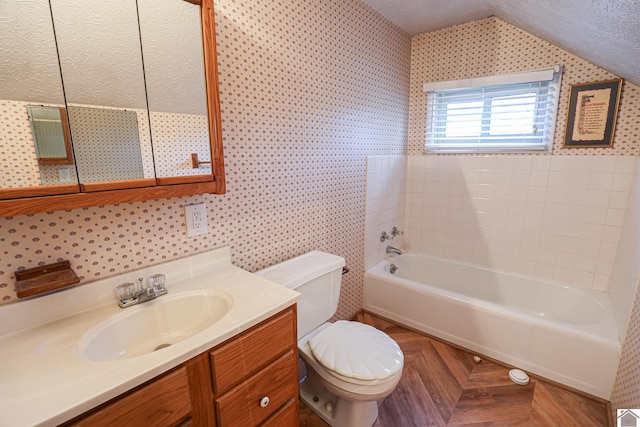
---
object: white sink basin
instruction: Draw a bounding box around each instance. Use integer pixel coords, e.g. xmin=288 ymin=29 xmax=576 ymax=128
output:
xmin=77 ymin=290 xmax=233 ymax=361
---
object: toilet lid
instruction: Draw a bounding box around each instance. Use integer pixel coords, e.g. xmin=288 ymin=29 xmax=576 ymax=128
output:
xmin=307 ymin=320 xmax=403 ymax=381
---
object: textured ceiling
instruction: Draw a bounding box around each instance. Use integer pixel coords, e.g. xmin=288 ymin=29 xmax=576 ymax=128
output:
xmin=361 ymin=0 xmax=640 ymax=86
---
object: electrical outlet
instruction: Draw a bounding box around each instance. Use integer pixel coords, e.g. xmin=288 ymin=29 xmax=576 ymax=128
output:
xmin=185 ymin=203 xmax=208 ymax=237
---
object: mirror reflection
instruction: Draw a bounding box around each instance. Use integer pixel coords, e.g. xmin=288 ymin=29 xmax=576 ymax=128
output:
xmin=0 ymin=0 xmax=77 ymax=188
xmin=1 ymin=0 xmax=216 ymax=193
xmin=27 ymin=106 xmax=73 ymax=165
xmin=67 ymin=107 xmax=145 ymax=183
xmin=138 ymin=0 xmax=211 ymax=177
xmin=27 ymin=106 xmax=76 ymax=185
xmin=49 ymin=0 xmax=155 ymax=184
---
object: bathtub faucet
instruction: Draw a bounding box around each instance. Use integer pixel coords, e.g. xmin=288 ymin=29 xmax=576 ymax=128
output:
xmin=386 ymin=245 xmax=402 ymax=255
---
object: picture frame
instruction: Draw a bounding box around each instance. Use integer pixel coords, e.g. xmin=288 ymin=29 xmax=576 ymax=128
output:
xmin=563 ymin=78 xmax=623 ymax=148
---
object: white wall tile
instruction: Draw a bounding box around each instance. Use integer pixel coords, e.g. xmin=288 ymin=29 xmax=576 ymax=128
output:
xmin=589 ymin=173 xmax=614 ymax=191
xmin=613 ymin=173 xmax=633 ymax=192
xmin=364 ymin=155 xmax=407 ymax=270
xmin=400 ymin=155 xmax=633 ymax=294
xmin=592 ymin=156 xmax=617 ymax=173
xmin=570 ymin=156 xmax=593 ymax=173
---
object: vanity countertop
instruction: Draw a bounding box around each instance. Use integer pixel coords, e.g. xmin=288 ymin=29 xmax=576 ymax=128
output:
xmin=0 ymin=247 xmax=300 ymax=427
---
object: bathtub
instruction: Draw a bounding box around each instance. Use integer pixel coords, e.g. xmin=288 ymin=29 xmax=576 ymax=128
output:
xmin=363 ymin=253 xmax=620 ymax=399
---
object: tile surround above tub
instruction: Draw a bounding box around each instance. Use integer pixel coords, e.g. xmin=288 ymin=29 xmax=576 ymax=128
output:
xmin=404 ymin=155 xmax=636 ymax=292
xmin=364 ymin=156 xmax=407 ymax=270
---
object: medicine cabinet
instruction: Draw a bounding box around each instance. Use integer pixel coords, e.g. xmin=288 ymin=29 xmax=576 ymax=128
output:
xmin=0 ymin=0 xmax=225 ymax=217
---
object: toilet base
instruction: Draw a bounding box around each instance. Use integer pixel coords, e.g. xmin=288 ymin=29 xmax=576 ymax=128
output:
xmin=299 ymin=365 xmax=379 ymax=427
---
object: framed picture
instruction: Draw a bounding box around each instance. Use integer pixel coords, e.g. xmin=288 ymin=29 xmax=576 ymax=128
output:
xmin=563 ymin=79 xmax=623 ymax=148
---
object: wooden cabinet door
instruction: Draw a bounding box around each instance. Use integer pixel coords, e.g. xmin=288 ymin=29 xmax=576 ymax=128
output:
xmin=68 ymin=367 xmax=191 ymax=427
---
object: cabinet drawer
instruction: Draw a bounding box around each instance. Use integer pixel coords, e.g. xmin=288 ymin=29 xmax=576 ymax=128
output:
xmin=70 ymin=367 xmax=191 ymax=427
xmin=210 ymin=308 xmax=295 ymax=394
xmin=260 ymin=398 xmax=298 ymax=427
xmin=215 ymin=350 xmax=297 ymax=427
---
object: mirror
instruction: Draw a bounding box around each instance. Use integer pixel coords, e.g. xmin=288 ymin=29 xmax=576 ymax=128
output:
xmin=27 ymin=106 xmax=73 ymax=165
xmin=49 ymin=0 xmax=154 ymax=186
xmin=0 ymin=0 xmax=78 ymax=189
xmin=138 ymin=0 xmax=212 ymax=178
xmin=67 ymin=107 xmax=146 ymax=183
xmin=0 ymin=0 xmax=224 ymax=215
xmin=26 ymin=106 xmax=77 ymax=186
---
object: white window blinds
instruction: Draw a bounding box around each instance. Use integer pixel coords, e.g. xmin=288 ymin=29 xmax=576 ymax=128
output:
xmin=424 ymin=66 xmax=563 ymax=153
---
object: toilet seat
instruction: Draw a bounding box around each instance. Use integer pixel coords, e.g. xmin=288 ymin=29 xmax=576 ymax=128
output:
xmin=308 ymin=320 xmax=403 ymax=381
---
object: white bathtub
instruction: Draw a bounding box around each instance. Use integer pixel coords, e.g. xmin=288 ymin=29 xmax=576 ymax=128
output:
xmin=363 ymin=253 xmax=620 ymax=399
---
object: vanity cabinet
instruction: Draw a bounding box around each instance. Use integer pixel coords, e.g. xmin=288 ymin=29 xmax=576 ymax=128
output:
xmin=211 ymin=307 xmax=298 ymax=426
xmin=64 ymin=307 xmax=299 ymax=427
xmin=67 ymin=366 xmax=196 ymax=427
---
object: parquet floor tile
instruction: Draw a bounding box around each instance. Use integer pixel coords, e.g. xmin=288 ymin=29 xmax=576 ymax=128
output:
xmin=299 ymin=313 xmax=610 ymax=427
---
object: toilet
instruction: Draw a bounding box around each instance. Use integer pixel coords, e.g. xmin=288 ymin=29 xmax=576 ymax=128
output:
xmin=256 ymin=251 xmax=404 ymax=427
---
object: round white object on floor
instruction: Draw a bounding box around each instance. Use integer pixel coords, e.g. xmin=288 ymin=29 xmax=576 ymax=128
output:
xmin=509 ymin=369 xmax=530 ymax=385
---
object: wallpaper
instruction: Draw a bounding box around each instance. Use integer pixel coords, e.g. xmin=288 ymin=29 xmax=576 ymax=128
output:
xmin=1 ymin=102 xmax=213 ymax=185
xmin=68 ymin=107 xmax=145 ymax=183
xmin=0 ymin=99 xmax=47 ymax=187
xmin=0 ymin=0 xmax=412 ymax=323
xmin=149 ymin=111 xmax=210 ymax=177
xmin=409 ymin=17 xmax=640 ymax=156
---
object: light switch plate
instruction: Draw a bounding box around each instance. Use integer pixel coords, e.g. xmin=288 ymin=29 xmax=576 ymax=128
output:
xmin=185 ymin=203 xmax=208 ymax=237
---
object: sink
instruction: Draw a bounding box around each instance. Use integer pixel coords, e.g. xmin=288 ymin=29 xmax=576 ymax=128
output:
xmin=77 ymin=290 xmax=233 ymax=361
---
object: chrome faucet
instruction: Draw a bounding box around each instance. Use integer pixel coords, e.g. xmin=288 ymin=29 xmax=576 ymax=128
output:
xmin=114 ymin=274 xmax=167 ymax=308
xmin=386 ymin=245 xmax=402 ymax=255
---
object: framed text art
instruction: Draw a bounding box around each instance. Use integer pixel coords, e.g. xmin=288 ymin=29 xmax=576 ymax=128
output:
xmin=563 ymin=79 xmax=623 ymax=148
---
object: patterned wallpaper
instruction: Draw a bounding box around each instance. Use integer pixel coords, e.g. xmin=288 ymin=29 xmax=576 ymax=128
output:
xmin=1 ymin=102 xmax=213 ymax=185
xmin=0 ymin=0 xmax=412 ymax=322
xmin=0 ymin=99 xmax=47 ymax=187
xmin=68 ymin=107 xmax=145 ymax=183
xmin=150 ymin=111 xmax=210 ymax=177
xmin=612 ymin=280 xmax=640 ymax=412
xmin=409 ymin=17 xmax=640 ymax=156
xmin=67 ymin=103 xmax=156 ymax=180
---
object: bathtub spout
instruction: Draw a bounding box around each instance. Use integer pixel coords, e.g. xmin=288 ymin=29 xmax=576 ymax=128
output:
xmin=386 ymin=245 xmax=402 ymax=255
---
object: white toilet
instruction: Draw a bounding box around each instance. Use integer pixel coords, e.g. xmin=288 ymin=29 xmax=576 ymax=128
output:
xmin=256 ymin=251 xmax=404 ymax=427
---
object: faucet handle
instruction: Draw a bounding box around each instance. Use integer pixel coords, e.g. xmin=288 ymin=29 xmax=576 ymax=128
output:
xmin=114 ymin=282 xmax=138 ymax=307
xmin=149 ymin=274 xmax=167 ymax=293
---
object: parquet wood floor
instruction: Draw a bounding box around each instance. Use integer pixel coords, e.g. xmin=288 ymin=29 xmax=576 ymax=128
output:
xmin=299 ymin=313 xmax=610 ymax=427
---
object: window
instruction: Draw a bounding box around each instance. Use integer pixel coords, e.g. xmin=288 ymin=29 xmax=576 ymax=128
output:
xmin=424 ymin=66 xmax=563 ymax=153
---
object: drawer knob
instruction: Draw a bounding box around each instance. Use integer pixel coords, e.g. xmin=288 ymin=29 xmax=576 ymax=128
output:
xmin=259 ymin=396 xmax=270 ymax=408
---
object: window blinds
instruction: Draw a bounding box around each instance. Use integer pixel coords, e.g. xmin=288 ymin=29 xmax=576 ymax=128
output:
xmin=424 ymin=66 xmax=563 ymax=153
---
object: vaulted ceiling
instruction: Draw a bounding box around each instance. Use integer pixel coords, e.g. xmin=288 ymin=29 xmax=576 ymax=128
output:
xmin=361 ymin=0 xmax=640 ymax=86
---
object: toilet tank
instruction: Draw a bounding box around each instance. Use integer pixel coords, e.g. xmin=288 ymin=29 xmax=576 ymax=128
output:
xmin=255 ymin=251 xmax=345 ymax=338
